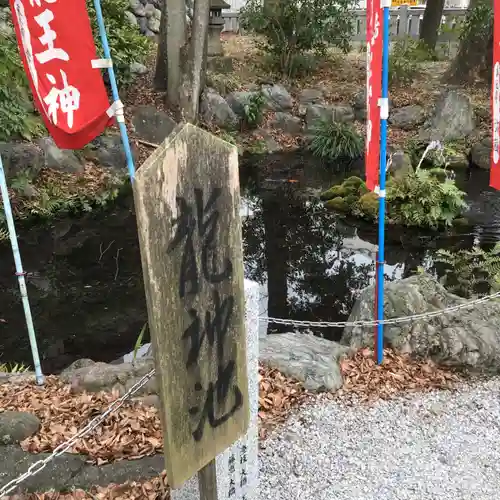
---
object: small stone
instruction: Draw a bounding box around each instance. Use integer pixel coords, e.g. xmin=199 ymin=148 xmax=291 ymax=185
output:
xmin=261 ymin=84 xmax=293 ymax=111
xmin=129 ymin=61 xmax=148 ymax=75
xmin=135 ymin=394 xmax=160 ymax=407
xmin=332 ymin=104 xmax=355 ymax=123
xmin=0 ymin=411 xmax=40 ymax=445
xmin=305 ymin=104 xmax=334 ymax=130
xmin=147 ymin=16 xmax=160 ymax=32
xmin=390 ymin=150 xmax=413 ymax=179
xmin=270 ymin=112 xmax=302 ymax=134
xmin=132 ymin=105 xmax=176 ymax=144
xmin=84 ymin=134 xmax=138 ymax=171
xmin=298 ymin=88 xmax=324 ymax=105
xmin=226 ymin=90 xmax=260 ymax=117
xmin=124 ymin=11 xmax=138 ymax=25
xmin=144 ymin=3 xmax=157 ymax=17
xmin=389 ymin=105 xmax=426 ymax=130
xmin=129 ymin=0 xmax=146 ymax=16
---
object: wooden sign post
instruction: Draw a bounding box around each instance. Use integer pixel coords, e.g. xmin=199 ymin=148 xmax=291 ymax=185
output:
xmin=133 ymin=123 xmax=249 ymax=492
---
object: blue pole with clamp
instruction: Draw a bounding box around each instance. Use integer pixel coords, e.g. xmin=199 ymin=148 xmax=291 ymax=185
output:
xmin=376 ymin=0 xmax=391 ymax=365
xmin=92 ymin=0 xmax=136 ymax=182
xmin=0 ymin=156 xmax=44 ymax=384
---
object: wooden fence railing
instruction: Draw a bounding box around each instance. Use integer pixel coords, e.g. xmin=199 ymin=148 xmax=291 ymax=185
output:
xmin=222 ymin=5 xmax=467 ymax=41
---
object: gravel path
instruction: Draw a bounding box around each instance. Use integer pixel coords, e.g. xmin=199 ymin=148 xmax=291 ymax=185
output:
xmin=260 ymin=378 xmax=500 ymax=500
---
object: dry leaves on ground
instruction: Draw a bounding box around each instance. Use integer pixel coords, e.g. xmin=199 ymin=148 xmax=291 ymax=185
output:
xmin=5 ymin=473 xmax=169 ymax=500
xmin=337 ymin=348 xmax=462 ymax=403
xmin=0 ymin=365 xmax=307 ymax=462
xmin=258 ymin=365 xmax=309 ymax=439
xmin=0 ymin=377 xmax=163 ymax=464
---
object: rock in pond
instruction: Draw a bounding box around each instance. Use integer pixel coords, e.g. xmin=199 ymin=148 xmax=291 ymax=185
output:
xmin=0 ymin=411 xmax=40 ymax=445
xmin=260 ymin=332 xmax=352 ymax=391
xmin=471 ymin=137 xmax=491 ymax=170
xmin=341 ymin=273 xmax=500 ymax=371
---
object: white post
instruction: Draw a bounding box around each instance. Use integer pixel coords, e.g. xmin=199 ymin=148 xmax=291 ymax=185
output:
xmin=171 ymin=279 xmax=259 ymax=500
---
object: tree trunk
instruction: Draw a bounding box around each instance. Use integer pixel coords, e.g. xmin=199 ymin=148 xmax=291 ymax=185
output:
xmin=178 ymin=0 xmax=210 ymax=122
xmin=166 ymin=0 xmax=186 ymax=108
xmin=419 ymin=0 xmax=446 ymax=51
xmin=444 ymin=0 xmax=493 ymax=84
xmin=154 ymin=0 xmax=168 ymax=90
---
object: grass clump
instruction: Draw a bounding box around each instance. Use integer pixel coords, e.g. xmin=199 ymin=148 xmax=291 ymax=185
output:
xmin=309 ymin=120 xmax=363 ymax=165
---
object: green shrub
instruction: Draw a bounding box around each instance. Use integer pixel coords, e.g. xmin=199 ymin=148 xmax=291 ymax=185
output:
xmin=242 ymin=92 xmax=266 ymax=129
xmin=309 ymin=120 xmax=363 ymax=164
xmin=389 ymin=39 xmax=425 ymax=86
xmin=86 ymin=0 xmax=151 ymax=88
xmin=240 ymin=0 xmax=354 ymax=77
xmin=0 ymin=34 xmax=45 ymax=141
xmin=435 ymin=244 xmax=500 ymax=298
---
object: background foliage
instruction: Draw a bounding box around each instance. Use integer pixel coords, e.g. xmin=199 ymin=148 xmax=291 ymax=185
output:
xmin=240 ymin=0 xmax=354 ymax=76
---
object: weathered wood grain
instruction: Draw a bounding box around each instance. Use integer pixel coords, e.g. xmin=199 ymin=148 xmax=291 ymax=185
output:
xmin=133 ymin=123 xmax=249 ymax=488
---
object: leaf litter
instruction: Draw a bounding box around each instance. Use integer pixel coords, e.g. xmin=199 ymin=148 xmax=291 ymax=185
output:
xmin=0 ymin=350 xmax=463 ymax=498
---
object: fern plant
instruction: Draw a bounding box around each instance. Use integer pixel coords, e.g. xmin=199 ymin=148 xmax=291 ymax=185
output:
xmin=434 ymin=244 xmax=500 ymax=298
xmin=387 ymin=167 xmax=467 ymax=228
xmin=309 ymin=119 xmax=363 ymax=164
xmin=0 ymin=361 xmax=30 ymax=373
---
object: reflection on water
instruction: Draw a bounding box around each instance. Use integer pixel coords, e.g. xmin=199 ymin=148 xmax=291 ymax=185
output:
xmin=0 ymin=160 xmax=499 ymax=372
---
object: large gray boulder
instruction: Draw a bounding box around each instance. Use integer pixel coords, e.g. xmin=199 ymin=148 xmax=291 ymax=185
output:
xmin=420 ymin=90 xmax=475 ymax=142
xmin=260 ymin=332 xmax=352 ymax=391
xmin=341 ymin=273 xmax=500 ymax=370
xmin=60 ymin=358 xmax=157 ymax=395
xmin=200 ymin=88 xmax=238 ymax=130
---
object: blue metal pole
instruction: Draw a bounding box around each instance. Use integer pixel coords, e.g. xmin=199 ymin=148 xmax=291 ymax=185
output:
xmin=376 ymin=3 xmax=390 ymax=365
xmin=0 ymin=156 xmax=44 ymax=385
xmin=92 ymin=0 xmax=136 ymax=182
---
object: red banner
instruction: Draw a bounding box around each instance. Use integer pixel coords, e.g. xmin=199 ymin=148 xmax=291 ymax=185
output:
xmin=9 ymin=0 xmax=113 ymax=150
xmin=366 ymin=0 xmax=382 ymax=192
xmin=491 ymin=0 xmax=500 ymax=189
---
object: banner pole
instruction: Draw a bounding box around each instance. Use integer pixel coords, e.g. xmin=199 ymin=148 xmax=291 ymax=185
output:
xmin=92 ymin=0 xmax=136 ymax=182
xmin=0 ymin=156 xmax=44 ymax=385
xmin=376 ymin=1 xmax=391 ymax=365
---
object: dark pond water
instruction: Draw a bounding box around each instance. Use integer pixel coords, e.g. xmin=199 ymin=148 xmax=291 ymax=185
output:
xmin=1 ymin=153 xmax=499 ymax=373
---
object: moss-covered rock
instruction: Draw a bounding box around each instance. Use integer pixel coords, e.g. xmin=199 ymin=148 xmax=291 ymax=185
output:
xmin=324 ymin=197 xmax=349 ymax=212
xmin=320 ymin=184 xmax=347 ymax=200
xmin=358 ymin=192 xmax=379 ymax=218
xmin=342 ymin=176 xmax=364 ymax=190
